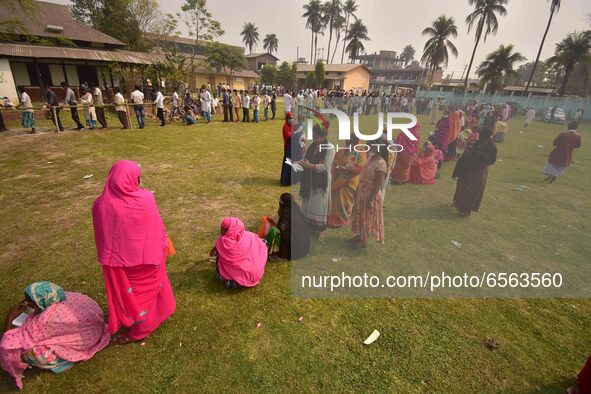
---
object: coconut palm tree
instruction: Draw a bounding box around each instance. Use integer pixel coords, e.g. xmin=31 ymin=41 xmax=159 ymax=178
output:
xmin=241 ymin=22 xmax=259 ymax=54
xmin=263 ymin=33 xmax=279 ymax=55
xmin=463 ymin=0 xmax=508 ymax=89
xmin=322 ymin=0 xmax=342 ymax=63
xmin=421 ymin=15 xmax=458 ymax=86
xmin=303 ymin=0 xmax=324 ymax=64
xmin=340 ymin=0 xmax=358 ymax=63
xmin=344 ymin=18 xmax=369 ymax=62
xmin=547 ymin=31 xmax=591 ymax=95
xmin=330 ymin=13 xmax=346 ymax=63
xmin=476 ymin=44 xmax=526 ymax=94
xmin=400 ymin=45 xmax=416 ymax=67
xmin=525 ymin=0 xmax=561 ymax=93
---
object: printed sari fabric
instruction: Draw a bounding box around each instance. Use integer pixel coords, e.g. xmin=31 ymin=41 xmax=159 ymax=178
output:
xmin=409 ymin=143 xmax=437 ymax=185
xmin=328 ymin=150 xmax=367 ymax=227
xmin=0 ymin=290 xmax=110 ymax=389
xmin=391 ymin=124 xmax=420 ymax=183
xmin=351 ymin=156 xmax=387 ymax=243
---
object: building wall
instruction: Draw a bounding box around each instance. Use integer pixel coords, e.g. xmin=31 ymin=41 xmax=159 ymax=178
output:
xmin=0 ymin=58 xmax=19 ymax=102
xmin=343 ymin=68 xmax=370 ymax=91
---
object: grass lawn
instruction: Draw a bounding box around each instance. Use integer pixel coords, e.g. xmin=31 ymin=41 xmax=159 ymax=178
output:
xmin=0 ymin=106 xmax=590 ymax=392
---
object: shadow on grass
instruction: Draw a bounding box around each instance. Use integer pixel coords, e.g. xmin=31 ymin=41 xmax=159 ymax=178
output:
xmin=387 ymin=203 xmax=464 ymax=222
xmin=241 ymin=176 xmax=281 ymax=187
xmin=169 ymin=259 xmax=249 ymax=296
xmin=514 ymin=378 xmax=576 ymax=394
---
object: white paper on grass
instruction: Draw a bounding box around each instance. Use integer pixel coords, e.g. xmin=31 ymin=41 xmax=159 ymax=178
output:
xmin=12 ymin=312 xmax=29 ymax=327
xmin=363 ymin=329 xmax=380 ymax=345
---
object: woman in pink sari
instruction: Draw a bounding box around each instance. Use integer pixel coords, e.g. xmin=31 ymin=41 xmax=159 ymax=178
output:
xmin=1 ymin=281 xmax=110 ymax=389
xmin=210 ymin=217 xmax=267 ymax=288
xmin=92 ymin=160 xmax=176 ymax=344
xmin=391 ymin=123 xmax=421 ymax=184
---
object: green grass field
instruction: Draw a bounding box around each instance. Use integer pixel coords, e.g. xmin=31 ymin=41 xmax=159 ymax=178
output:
xmin=0 ymin=106 xmax=590 ymax=392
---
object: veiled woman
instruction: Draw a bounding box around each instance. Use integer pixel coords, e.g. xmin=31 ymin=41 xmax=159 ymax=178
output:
xmin=299 ymin=124 xmax=335 ymax=241
xmin=92 ymin=160 xmax=176 ymax=344
xmin=280 ymin=113 xmax=305 ymax=186
xmin=268 ymin=193 xmax=310 ymax=261
xmin=328 ymin=135 xmax=367 ymax=227
xmin=391 ymin=123 xmax=421 ymax=184
xmin=452 ymin=127 xmax=497 ymax=216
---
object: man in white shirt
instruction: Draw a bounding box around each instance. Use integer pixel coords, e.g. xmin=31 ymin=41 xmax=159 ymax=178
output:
xmin=153 ymin=87 xmax=165 ymax=126
xmin=130 ymin=85 xmax=145 ymax=129
xmin=171 ymin=90 xmax=179 ymax=120
xmin=200 ymin=85 xmax=212 ymax=123
xmin=263 ymin=92 xmax=270 ymax=121
xmin=283 ymin=90 xmax=292 ymax=119
xmin=296 ymin=91 xmax=304 ymax=120
xmin=251 ymin=93 xmax=261 ymax=123
xmin=17 ymin=85 xmax=35 ymax=134
xmin=241 ymin=90 xmax=250 ymax=122
xmin=113 ymin=87 xmax=129 ymax=129
xmin=92 ymin=84 xmax=108 ymax=129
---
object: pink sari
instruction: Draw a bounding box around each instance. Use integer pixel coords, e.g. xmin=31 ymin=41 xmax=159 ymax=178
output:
xmin=92 ymin=160 xmax=175 ymax=340
xmin=216 ymin=217 xmax=267 ymax=287
xmin=0 ymin=292 xmax=111 ymax=389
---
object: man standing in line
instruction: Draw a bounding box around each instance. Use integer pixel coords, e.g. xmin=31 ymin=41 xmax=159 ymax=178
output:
xmin=251 ymin=92 xmax=260 ymax=123
xmin=263 ymin=91 xmax=270 ymax=121
xmin=60 ymin=81 xmax=84 ymax=130
xmin=130 ymin=85 xmax=145 ymax=129
xmin=92 ymin=84 xmax=108 ymax=129
xmin=46 ymin=87 xmax=64 ymax=131
xmin=222 ymin=88 xmax=231 ymax=122
xmin=171 ymin=89 xmax=179 ymax=121
xmin=241 ymin=90 xmax=250 ymax=122
xmin=200 ymin=85 xmax=212 ymax=123
xmin=296 ymin=90 xmax=304 ymax=120
xmin=233 ymin=89 xmax=241 ymax=122
xmin=17 ymin=85 xmax=35 ymax=134
xmin=271 ymin=90 xmax=277 ymax=120
xmin=153 ymin=87 xmax=165 ymax=126
xmin=113 ymin=87 xmax=129 ymax=129
xmin=283 ymin=90 xmax=293 ymax=119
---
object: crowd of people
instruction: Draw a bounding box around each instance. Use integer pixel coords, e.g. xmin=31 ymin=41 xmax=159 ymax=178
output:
xmin=0 ymin=79 xmax=585 ymax=389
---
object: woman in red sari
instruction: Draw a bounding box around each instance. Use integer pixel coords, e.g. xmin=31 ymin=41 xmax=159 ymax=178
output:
xmin=409 ymin=142 xmax=437 ymax=185
xmin=391 ymin=123 xmax=420 ymax=184
xmin=92 ymin=160 xmax=176 ymax=344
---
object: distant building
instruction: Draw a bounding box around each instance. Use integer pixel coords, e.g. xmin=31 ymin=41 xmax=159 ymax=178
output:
xmin=355 ymin=50 xmax=441 ymax=94
xmin=296 ymin=64 xmax=371 ymax=91
xmin=0 ymin=2 xmax=259 ymax=102
xmin=501 ymin=85 xmax=555 ymax=97
xmin=432 ymin=78 xmax=481 ymax=93
xmin=245 ymin=53 xmax=279 ymax=71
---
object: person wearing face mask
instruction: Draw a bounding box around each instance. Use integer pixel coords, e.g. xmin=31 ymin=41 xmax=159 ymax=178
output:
xmin=280 ymin=112 xmax=299 ymax=186
xmin=298 ymin=125 xmax=335 ymax=241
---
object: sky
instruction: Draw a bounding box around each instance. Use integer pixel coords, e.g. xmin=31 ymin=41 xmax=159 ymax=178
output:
xmin=57 ymin=0 xmax=591 ymax=78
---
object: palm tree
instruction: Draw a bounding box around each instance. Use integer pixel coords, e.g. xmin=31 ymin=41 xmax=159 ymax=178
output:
xmin=421 ymin=15 xmax=458 ymax=86
xmin=263 ymin=33 xmax=279 ymax=55
xmin=322 ymin=0 xmax=342 ymax=63
xmin=463 ymin=0 xmax=508 ymax=89
xmin=340 ymin=0 xmax=358 ymax=63
xmin=400 ymin=45 xmax=416 ymax=67
xmin=330 ymin=13 xmax=346 ymax=63
xmin=547 ymin=31 xmax=591 ymax=95
xmin=344 ymin=18 xmax=369 ymax=62
xmin=476 ymin=44 xmax=526 ymax=94
xmin=303 ymin=0 xmax=324 ymax=64
xmin=241 ymin=22 xmax=259 ymax=54
xmin=525 ymin=0 xmax=561 ymax=93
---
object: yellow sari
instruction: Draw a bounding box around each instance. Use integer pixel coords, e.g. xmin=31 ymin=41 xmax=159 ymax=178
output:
xmin=328 ymin=150 xmax=367 ymax=227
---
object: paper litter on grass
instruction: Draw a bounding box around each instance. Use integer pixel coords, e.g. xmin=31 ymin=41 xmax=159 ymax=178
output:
xmin=451 ymin=240 xmax=462 ymax=248
xmin=83 ymin=174 xmax=93 ymax=179
xmin=363 ymin=330 xmax=380 ymax=345
xmin=298 ymin=316 xmax=304 ymax=322
xmin=537 ymin=145 xmax=544 ymax=148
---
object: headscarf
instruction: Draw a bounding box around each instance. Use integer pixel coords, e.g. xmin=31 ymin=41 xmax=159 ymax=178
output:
xmin=215 ymin=218 xmax=267 ymax=287
xmin=395 ymin=122 xmax=421 ymax=154
xmin=300 ymin=126 xmax=330 ymax=199
xmin=92 ymin=160 xmax=167 ymax=267
xmin=448 ymin=111 xmax=462 ymax=145
xmin=283 ymin=112 xmax=293 ymax=145
xmin=24 ymin=281 xmax=66 ymax=311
